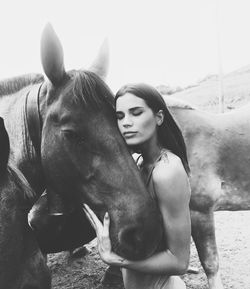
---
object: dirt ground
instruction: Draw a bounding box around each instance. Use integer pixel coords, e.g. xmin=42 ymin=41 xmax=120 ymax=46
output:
xmin=47 ymin=211 xmax=250 ymax=289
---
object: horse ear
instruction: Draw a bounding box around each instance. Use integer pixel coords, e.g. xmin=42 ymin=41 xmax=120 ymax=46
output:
xmin=40 ymin=23 xmax=66 ymax=85
xmin=89 ymin=38 xmax=109 ymax=80
xmin=0 ymin=117 xmax=10 ymax=172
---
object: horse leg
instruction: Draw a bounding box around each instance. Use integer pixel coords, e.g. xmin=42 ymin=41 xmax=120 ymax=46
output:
xmin=191 ymin=210 xmax=224 ymax=289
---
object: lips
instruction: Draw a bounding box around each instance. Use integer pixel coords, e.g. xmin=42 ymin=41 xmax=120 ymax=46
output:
xmin=123 ymin=131 xmax=137 ymax=138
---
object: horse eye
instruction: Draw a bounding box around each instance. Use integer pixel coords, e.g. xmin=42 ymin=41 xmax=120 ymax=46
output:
xmin=62 ymin=130 xmax=88 ymax=148
xmin=62 ymin=130 xmax=80 ymax=141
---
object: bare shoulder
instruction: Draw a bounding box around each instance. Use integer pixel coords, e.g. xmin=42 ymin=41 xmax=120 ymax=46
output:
xmin=153 ymin=151 xmax=187 ymax=184
xmin=152 ymin=151 xmax=191 ymax=205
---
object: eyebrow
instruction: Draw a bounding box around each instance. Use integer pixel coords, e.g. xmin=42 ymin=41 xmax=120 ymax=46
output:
xmin=116 ymin=106 xmax=144 ymax=113
xmin=130 ymin=106 xmax=144 ymax=110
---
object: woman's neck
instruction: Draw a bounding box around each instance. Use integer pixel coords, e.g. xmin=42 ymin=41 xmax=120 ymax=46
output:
xmin=140 ymin=141 xmax=163 ymax=167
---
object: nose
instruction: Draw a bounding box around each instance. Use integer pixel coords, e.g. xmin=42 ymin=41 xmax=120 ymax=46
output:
xmin=122 ymin=115 xmax=133 ymax=127
xmin=118 ymin=223 xmax=161 ymax=260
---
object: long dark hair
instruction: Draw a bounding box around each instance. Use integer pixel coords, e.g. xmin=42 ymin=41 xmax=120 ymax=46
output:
xmin=115 ymin=83 xmax=190 ymax=175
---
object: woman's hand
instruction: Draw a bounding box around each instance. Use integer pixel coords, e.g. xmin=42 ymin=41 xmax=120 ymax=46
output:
xmin=83 ymin=204 xmax=125 ymax=267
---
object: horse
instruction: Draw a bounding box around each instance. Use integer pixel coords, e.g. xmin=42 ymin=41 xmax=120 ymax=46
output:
xmin=0 ymin=23 xmax=163 ymax=262
xmin=0 ymin=117 xmax=51 ymax=289
xmin=162 ymin=95 xmax=250 ymax=289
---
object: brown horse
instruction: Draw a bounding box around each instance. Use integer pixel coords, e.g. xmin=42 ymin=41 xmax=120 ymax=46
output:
xmin=0 ymin=117 xmax=51 ymax=289
xmin=0 ymin=23 xmax=162 ymax=262
xmin=163 ymin=95 xmax=250 ymax=289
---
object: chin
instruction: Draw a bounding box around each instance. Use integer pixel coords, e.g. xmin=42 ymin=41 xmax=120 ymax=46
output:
xmin=126 ymin=139 xmax=140 ymax=147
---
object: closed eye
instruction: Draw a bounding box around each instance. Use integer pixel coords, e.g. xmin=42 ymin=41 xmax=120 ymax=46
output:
xmin=116 ymin=108 xmax=143 ymax=120
xmin=132 ymin=109 xmax=143 ymax=116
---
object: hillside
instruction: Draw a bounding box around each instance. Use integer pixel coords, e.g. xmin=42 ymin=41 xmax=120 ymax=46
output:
xmin=159 ymin=65 xmax=250 ymax=112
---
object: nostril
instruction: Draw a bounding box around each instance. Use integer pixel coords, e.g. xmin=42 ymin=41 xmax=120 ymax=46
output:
xmin=119 ymin=225 xmax=144 ymax=253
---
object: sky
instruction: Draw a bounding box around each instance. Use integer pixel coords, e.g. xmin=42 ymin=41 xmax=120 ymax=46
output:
xmin=1 ymin=0 xmax=250 ymax=92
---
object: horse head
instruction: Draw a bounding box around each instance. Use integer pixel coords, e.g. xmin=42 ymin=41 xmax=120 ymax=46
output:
xmin=37 ymin=24 xmax=162 ymax=260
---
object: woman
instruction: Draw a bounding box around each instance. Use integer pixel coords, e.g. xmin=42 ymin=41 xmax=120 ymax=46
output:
xmin=84 ymin=83 xmax=191 ymax=289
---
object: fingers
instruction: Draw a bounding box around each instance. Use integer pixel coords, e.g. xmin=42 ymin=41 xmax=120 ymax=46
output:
xmin=83 ymin=205 xmax=97 ymax=231
xmin=83 ymin=204 xmax=110 ymax=239
xmin=103 ymin=212 xmax=110 ymax=238
xmin=83 ymin=204 xmax=101 ymax=227
xmin=83 ymin=206 xmax=113 ymax=262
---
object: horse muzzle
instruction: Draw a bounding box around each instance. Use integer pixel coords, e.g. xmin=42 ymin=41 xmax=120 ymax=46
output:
xmin=115 ymin=220 xmax=163 ymax=260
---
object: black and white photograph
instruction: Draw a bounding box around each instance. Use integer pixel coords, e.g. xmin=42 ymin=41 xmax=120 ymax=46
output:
xmin=0 ymin=1 xmax=249 ymax=288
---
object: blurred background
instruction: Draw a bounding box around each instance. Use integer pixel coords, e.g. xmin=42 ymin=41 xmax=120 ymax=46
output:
xmin=1 ymin=0 xmax=250 ymax=110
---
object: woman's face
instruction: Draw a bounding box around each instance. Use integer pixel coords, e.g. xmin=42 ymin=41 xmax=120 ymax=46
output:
xmin=116 ymin=93 xmax=159 ymax=147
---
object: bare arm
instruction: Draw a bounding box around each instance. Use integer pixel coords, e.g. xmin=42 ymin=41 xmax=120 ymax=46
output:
xmin=122 ymin=156 xmax=191 ymax=275
xmin=83 ymin=156 xmax=191 ymax=275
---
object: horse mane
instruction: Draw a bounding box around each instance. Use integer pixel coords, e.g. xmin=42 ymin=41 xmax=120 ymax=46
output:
xmin=0 ymin=70 xmax=114 ymax=110
xmin=71 ymin=70 xmax=115 ymax=110
xmin=162 ymin=95 xmax=196 ymax=110
xmin=8 ymin=164 xmax=36 ymax=203
xmin=0 ymin=73 xmax=44 ymax=96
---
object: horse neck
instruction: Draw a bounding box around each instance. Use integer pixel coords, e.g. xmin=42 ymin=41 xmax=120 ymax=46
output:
xmin=0 ymin=89 xmax=29 ymax=157
xmin=169 ymin=106 xmax=210 ymax=132
xmin=0 ymin=86 xmax=45 ymax=196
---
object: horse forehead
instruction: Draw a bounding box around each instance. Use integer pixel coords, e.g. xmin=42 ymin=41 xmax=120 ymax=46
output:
xmin=48 ymin=98 xmax=112 ymax=129
xmin=44 ymin=81 xmax=114 ymax=124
